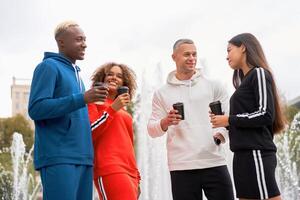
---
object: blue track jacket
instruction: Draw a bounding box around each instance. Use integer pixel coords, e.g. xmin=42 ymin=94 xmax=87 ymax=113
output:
xmin=28 ymin=52 xmax=93 ymax=170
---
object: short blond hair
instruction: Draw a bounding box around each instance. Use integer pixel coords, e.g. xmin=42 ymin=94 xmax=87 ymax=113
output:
xmin=54 ymin=20 xmax=79 ymax=40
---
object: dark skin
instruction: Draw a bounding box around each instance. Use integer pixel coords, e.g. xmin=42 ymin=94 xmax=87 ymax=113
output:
xmin=55 ymin=26 xmax=108 ymax=103
xmin=102 ymin=65 xmax=141 ymax=197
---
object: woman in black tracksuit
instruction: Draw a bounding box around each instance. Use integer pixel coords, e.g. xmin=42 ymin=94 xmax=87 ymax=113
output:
xmin=210 ymin=33 xmax=286 ymax=200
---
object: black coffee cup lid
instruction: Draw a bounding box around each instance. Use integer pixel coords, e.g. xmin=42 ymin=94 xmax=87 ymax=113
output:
xmin=209 ymin=101 xmax=221 ymax=106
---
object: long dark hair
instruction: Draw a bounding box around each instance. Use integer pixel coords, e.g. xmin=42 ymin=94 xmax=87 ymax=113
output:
xmin=228 ymin=33 xmax=286 ymax=134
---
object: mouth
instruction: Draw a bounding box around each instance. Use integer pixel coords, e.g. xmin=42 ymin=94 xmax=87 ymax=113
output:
xmin=107 ymin=81 xmax=118 ymax=87
xmin=186 ymin=63 xmax=195 ymax=67
xmin=79 ymin=50 xmax=85 ymax=56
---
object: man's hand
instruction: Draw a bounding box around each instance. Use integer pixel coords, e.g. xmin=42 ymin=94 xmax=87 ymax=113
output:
xmin=160 ymin=109 xmax=182 ymax=131
xmin=84 ymin=85 xmax=108 ymax=104
xmin=213 ymin=132 xmax=225 ymax=144
xmin=111 ymin=93 xmax=130 ymax=111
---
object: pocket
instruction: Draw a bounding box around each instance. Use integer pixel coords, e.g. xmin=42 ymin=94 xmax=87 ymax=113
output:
xmin=61 ymin=118 xmax=71 ymax=135
xmin=60 ymin=117 xmax=93 ymax=153
xmin=168 ymin=124 xmax=216 ymax=153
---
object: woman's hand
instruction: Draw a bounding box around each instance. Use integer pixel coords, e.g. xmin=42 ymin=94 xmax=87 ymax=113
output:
xmin=111 ymin=93 xmax=130 ymax=111
xmin=210 ymin=113 xmax=229 ymax=128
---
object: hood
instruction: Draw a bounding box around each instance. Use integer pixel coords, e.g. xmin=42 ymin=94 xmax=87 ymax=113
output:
xmin=167 ymin=68 xmax=202 ymax=86
xmin=43 ymin=52 xmax=81 ymax=71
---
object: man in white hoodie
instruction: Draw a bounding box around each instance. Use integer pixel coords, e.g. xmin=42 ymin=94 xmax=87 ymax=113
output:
xmin=147 ymin=39 xmax=234 ymax=200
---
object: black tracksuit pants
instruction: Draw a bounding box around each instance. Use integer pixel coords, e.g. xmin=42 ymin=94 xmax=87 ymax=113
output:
xmin=170 ymin=165 xmax=234 ymax=200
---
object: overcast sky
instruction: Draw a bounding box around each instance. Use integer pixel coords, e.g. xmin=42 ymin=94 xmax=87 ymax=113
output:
xmin=0 ymin=0 xmax=299 ymax=117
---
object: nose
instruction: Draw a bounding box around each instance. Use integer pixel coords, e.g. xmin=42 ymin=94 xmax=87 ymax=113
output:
xmin=109 ymin=74 xmax=118 ymax=80
xmin=188 ymin=55 xmax=196 ymax=62
xmin=82 ymin=41 xmax=87 ymax=49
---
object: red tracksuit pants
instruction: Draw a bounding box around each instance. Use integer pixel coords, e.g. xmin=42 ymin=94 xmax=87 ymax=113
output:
xmin=94 ymin=173 xmax=139 ymax=200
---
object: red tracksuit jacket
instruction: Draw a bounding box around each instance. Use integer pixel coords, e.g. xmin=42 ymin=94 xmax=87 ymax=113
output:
xmin=88 ymin=98 xmax=140 ymax=182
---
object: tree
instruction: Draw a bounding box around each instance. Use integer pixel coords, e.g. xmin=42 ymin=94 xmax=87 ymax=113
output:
xmin=285 ymin=105 xmax=300 ymax=123
xmin=0 ymin=114 xmax=34 ymax=152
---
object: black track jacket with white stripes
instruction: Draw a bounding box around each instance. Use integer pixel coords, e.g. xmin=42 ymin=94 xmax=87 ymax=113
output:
xmin=228 ymin=67 xmax=277 ymax=152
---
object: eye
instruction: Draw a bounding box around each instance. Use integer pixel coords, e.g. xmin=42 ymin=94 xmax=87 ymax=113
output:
xmin=76 ymin=36 xmax=85 ymax=42
xmin=106 ymin=72 xmax=114 ymax=77
xmin=117 ymin=74 xmax=123 ymax=79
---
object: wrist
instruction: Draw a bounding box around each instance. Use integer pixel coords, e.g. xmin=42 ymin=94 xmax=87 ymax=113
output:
xmin=226 ymin=116 xmax=229 ymax=126
xmin=160 ymin=118 xmax=168 ymax=131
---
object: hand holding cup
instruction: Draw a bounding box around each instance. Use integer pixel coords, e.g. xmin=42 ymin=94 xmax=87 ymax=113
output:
xmin=84 ymin=82 xmax=108 ymax=104
xmin=111 ymin=86 xmax=130 ymax=111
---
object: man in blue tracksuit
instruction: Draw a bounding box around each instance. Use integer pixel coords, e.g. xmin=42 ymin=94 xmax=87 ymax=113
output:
xmin=28 ymin=21 xmax=108 ymax=200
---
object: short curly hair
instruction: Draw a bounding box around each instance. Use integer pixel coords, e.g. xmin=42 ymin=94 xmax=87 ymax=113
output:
xmin=91 ymin=62 xmax=137 ymax=99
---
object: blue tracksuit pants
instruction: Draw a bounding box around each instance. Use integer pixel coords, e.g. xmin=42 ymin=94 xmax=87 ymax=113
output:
xmin=40 ymin=164 xmax=93 ymax=200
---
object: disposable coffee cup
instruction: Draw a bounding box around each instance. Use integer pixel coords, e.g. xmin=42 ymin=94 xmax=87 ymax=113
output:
xmin=93 ymin=82 xmax=108 ymax=87
xmin=209 ymin=101 xmax=223 ymax=145
xmin=117 ymin=86 xmax=129 ymax=96
xmin=173 ymin=102 xmax=184 ymax=120
xmin=93 ymin=82 xmax=108 ymax=104
xmin=209 ymin=101 xmax=223 ymax=115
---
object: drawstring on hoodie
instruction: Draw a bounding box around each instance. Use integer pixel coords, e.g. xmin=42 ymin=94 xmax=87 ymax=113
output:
xmin=189 ymin=80 xmax=192 ymax=100
xmin=75 ymin=65 xmax=82 ymax=92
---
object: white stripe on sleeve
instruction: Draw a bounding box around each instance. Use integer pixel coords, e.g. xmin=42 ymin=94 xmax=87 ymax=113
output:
xmin=91 ymin=112 xmax=109 ymax=131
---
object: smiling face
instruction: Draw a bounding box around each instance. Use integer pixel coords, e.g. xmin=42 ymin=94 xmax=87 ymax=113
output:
xmin=172 ymin=43 xmax=197 ymax=77
xmin=104 ymin=65 xmax=124 ymax=94
xmin=57 ymin=26 xmax=87 ymax=63
xmin=226 ymin=43 xmax=245 ymax=70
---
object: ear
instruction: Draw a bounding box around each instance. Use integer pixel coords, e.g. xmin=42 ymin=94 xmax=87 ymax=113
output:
xmin=56 ymin=38 xmax=64 ymax=48
xmin=172 ymin=53 xmax=176 ymax=61
xmin=241 ymin=44 xmax=246 ymax=53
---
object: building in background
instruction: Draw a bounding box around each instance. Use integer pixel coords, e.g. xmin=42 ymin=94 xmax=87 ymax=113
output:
xmin=11 ymin=77 xmax=33 ymax=128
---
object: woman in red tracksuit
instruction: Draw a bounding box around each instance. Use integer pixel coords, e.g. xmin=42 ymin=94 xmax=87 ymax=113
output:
xmin=88 ymin=62 xmax=140 ymax=200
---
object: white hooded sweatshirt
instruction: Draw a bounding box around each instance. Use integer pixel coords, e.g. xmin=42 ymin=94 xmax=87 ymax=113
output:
xmin=147 ymin=69 xmax=229 ymax=171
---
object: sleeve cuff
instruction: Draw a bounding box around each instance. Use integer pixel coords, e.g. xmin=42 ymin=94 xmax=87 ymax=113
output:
xmin=229 ymin=115 xmax=237 ymax=126
xmin=106 ymin=106 xmax=117 ymax=117
xmin=72 ymin=93 xmax=86 ymax=109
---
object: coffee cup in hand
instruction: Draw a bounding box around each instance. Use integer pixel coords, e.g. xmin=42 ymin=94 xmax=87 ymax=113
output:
xmin=209 ymin=101 xmax=223 ymax=115
xmin=173 ymin=102 xmax=184 ymax=120
xmin=93 ymin=82 xmax=108 ymax=104
xmin=117 ymin=86 xmax=129 ymax=96
xmin=209 ymin=101 xmax=223 ymax=145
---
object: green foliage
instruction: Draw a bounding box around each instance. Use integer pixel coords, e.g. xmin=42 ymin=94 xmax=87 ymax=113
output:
xmin=0 ymin=152 xmax=12 ymax=171
xmin=0 ymin=137 xmax=40 ymax=200
xmin=0 ymin=114 xmax=34 ymax=152
xmin=285 ymin=105 xmax=300 ymax=123
xmin=0 ymin=164 xmax=13 ymax=200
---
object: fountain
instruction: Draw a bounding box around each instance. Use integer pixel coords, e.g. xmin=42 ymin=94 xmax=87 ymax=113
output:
xmin=0 ymin=132 xmax=41 ymax=200
xmin=0 ymin=65 xmax=299 ymax=199
xmin=134 ymin=64 xmax=300 ymax=200
xmin=275 ymin=112 xmax=300 ymax=200
xmin=134 ymin=64 xmax=173 ymax=200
